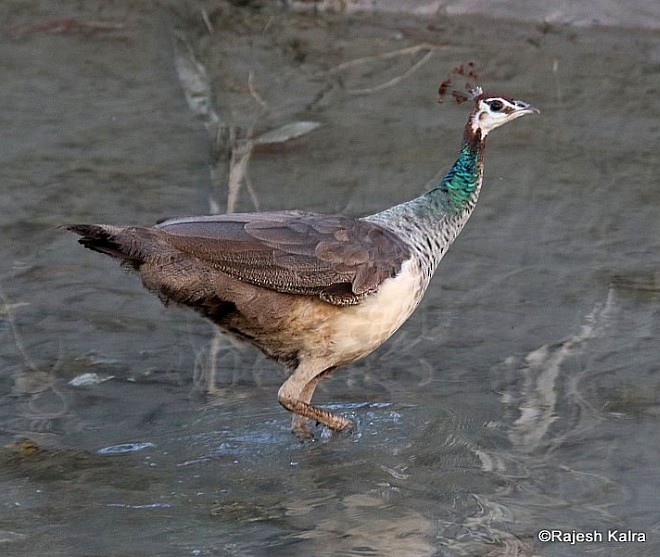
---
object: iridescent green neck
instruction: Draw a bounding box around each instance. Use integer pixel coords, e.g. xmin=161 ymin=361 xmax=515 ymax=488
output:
xmin=436 ymin=130 xmax=484 ymax=212
xmin=364 ymin=124 xmax=486 ymax=238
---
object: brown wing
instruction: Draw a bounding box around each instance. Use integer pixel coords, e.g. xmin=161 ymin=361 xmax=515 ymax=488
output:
xmin=155 ymin=211 xmax=411 ymax=306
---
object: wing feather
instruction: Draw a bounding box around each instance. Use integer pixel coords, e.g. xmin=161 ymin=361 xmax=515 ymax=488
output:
xmin=155 ymin=211 xmax=410 ymax=305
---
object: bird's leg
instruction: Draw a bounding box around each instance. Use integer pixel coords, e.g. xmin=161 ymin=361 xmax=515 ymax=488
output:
xmin=278 ymin=361 xmax=353 ymax=437
xmin=289 ymin=376 xmax=319 ymax=438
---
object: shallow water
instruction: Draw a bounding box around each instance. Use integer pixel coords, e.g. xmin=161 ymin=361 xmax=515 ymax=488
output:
xmin=1 ymin=2 xmax=659 ymax=556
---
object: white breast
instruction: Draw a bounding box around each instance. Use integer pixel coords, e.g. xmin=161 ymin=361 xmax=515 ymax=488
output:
xmin=326 ymin=258 xmax=426 ymax=365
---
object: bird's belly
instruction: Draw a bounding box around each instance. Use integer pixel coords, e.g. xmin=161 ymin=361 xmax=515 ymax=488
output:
xmin=325 ymin=259 xmax=425 ymax=365
xmin=220 ymin=259 xmax=426 ymax=369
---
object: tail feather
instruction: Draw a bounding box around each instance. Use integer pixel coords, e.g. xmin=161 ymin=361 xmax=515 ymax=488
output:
xmin=64 ymin=224 xmax=146 ymax=269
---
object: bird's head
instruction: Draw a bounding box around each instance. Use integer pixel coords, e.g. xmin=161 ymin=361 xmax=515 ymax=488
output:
xmin=468 ymin=87 xmax=540 ymax=138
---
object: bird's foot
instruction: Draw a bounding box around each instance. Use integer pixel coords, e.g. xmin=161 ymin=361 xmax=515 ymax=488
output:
xmin=291 ymin=415 xmax=315 ymax=441
xmin=290 ymin=411 xmax=355 ymax=441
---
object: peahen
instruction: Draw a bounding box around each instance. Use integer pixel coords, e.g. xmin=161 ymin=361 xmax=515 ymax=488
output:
xmin=67 ymin=87 xmax=539 ymax=437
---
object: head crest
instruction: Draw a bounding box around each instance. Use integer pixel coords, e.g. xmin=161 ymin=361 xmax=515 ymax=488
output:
xmin=437 ymin=63 xmax=481 ymax=105
xmin=468 ymin=86 xmax=483 ymax=100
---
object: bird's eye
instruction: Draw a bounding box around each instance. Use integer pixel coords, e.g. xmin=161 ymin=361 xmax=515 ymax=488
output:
xmin=489 ymin=100 xmax=504 ymax=112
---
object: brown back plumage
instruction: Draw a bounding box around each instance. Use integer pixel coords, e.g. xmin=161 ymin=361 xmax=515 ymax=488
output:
xmin=67 ymin=211 xmax=410 ymax=306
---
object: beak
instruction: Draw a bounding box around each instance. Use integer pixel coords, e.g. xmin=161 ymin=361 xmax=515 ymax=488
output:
xmin=514 ymin=100 xmax=540 ymax=115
